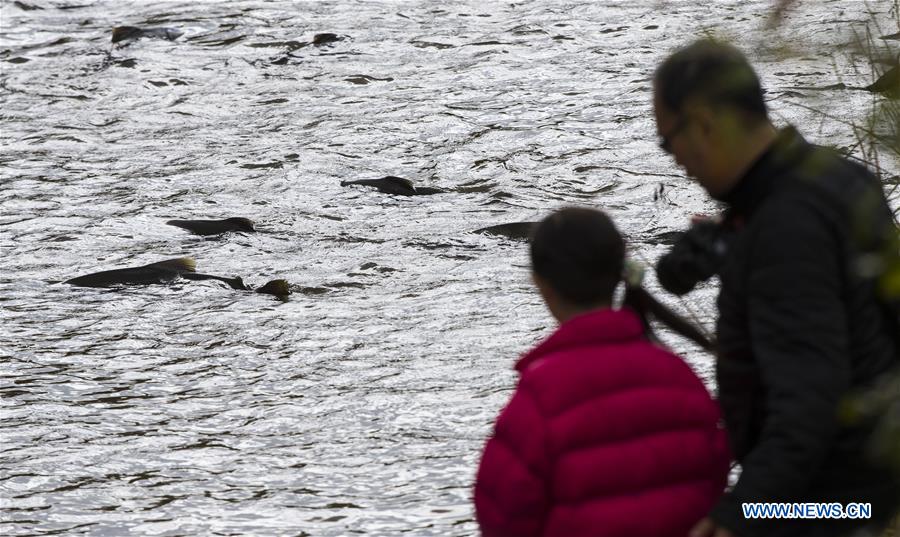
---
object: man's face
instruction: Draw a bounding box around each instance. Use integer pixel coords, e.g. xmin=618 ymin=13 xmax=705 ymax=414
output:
xmin=653 ymin=90 xmax=730 ymax=199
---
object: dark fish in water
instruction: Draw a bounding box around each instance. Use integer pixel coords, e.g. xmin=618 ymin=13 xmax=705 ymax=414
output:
xmin=340 ymin=176 xmax=444 ymax=196
xmin=313 ymin=33 xmax=342 ymax=45
xmin=254 ymin=279 xmax=291 ymax=296
xmin=112 ymin=26 xmax=184 ymax=44
xmin=65 ymin=257 xmax=290 ymax=297
xmin=13 ymin=1 xmax=43 ymax=10
xmin=269 ymin=33 xmax=343 ymax=64
xmin=473 ymin=222 xmax=538 ymax=241
xmin=65 ymin=257 xmax=195 ymax=287
xmin=166 ymin=217 xmax=255 ymax=236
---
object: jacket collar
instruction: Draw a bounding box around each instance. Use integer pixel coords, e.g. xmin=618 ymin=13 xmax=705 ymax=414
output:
xmin=721 ymin=126 xmax=811 ymax=219
xmin=515 ymin=308 xmax=645 ymax=372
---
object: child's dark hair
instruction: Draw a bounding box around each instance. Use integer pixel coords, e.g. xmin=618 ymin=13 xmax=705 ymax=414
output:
xmin=531 ymin=207 xmax=714 ymax=351
xmin=530 ymin=208 xmax=624 ymax=307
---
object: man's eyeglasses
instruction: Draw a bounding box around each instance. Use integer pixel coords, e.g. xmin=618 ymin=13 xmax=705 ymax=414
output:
xmin=659 ymin=116 xmax=690 ymax=154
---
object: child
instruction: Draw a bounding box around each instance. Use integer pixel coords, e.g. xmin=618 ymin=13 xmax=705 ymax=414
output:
xmin=474 ymin=207 xmax=730 ymax=537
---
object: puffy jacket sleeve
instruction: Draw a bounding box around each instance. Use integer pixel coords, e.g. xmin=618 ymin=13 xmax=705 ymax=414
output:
xmin=711 ymin=197 xmax=851 ymax=535
xmin=474 ymin=381 xmax=551 ymax=537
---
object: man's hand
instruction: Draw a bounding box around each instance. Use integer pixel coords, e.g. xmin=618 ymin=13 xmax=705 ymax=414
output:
xmin=655 ymin=218 xmax=729 ymax=296
xmin=690 ymin=517 xmax=737 ymax=537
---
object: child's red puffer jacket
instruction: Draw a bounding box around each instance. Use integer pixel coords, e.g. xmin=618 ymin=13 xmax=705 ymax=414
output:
xmin=475 ymin=308 xmax=730 ymax=537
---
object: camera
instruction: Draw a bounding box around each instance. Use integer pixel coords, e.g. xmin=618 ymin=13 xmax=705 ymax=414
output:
xmin=656 ymin=219 xmax=730 ymax=296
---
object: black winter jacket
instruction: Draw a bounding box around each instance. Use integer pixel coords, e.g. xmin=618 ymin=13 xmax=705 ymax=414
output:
xmin=708 ymin=128 xmax=900 ymax=536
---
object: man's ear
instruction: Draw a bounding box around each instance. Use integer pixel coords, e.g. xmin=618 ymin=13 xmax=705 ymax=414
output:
xmin=691 ymin=103 xmax=718 ymax=138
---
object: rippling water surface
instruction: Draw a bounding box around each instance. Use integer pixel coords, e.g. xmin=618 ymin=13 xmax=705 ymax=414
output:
xmin=2 ymin=0 xmax=898 ymax=535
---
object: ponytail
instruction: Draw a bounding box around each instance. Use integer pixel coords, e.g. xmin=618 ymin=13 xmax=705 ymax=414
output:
xmin=622 ymin=260 xmax=715 ymax=351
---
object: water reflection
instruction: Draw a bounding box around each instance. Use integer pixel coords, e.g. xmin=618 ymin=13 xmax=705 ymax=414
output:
xmin=1 ymin=0 xmax=895 ymax=535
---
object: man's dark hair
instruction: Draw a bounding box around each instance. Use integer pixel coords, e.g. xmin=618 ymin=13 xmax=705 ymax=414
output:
xmin=655 ymin=39 xmax=767 ymax=120
xmin=530 ymin=207 xmax=624 ymax=307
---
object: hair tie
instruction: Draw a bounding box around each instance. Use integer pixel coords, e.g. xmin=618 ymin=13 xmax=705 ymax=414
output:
xmin=623 ymin=259 xmax=645 ymax=288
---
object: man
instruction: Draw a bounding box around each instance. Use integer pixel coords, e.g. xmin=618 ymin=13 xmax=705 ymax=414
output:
xmin=652 ymin=40 xmax=900 ymax=537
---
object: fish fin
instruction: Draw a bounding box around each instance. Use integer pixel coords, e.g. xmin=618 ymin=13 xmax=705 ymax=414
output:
xmin=111 ymin=26 xmax=141 ymax=43
xmin=255 ymin=279 xmax=291 ymax=296
xmin=225 ymin=217 xmax=255 ymax=231
xmin=147 ymin=257 xmax=196 ymax=273
xmin=383 ymin=176 xmax=416 ymax=193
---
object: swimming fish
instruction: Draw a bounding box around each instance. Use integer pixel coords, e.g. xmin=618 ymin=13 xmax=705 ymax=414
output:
xmin=340 ymin=176 xmax=444 ymax=196
xmin=166 ymin=218 xmax=255 ymax=236
xmin=112 ymin=26 xmax=184 ymax=44
xmin=65 ymin=257 xmax=289 ymax=297
xmin=473 ymin=222 xmax=538 ymax=241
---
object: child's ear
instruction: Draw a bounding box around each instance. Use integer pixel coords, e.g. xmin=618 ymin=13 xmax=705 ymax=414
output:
xmin=531 ymin=272 xmax=549 ymax=299
xmin=532 ymin=273 xmax=561 ymax=322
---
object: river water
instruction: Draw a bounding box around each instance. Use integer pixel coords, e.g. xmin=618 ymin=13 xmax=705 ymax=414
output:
xmin=1 ymin=1 xmax=897 ymax=535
